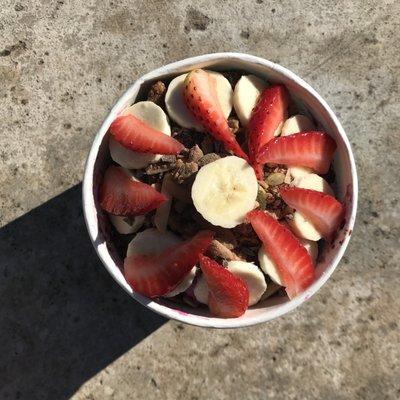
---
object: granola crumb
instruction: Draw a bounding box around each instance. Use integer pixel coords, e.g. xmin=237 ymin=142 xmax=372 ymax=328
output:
xmin=172 ymin=159 xmax=199 ymax=183
xmin=198 ymin=153 xmax=221 ymax=167
xmin=187 ymin=144 xmax=204 ymax=163
xmin=228 ymin=117 xmax=240 ymax=135
xmin=147 ymin=80 xmax=166 ymax=105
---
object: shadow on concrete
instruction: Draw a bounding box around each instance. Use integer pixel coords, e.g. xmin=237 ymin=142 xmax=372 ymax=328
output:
xmin=0 ymin=184 xmax=166 ymax=400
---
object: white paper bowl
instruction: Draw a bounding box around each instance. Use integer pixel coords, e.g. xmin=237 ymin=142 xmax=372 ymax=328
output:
xmin=82 ymin=53 xmax=358 ymax=328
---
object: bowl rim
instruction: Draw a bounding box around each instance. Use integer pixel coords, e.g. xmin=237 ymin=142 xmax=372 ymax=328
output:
xmin=82 ymin=52 xmax=358 ymax=328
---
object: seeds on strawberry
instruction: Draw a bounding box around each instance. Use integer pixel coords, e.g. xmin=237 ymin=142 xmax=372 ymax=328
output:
xmin=280 ymin=187 xmax=344 ymax=240
xmin=257 ymin=132 xmax=337 ymax=174
xmin=124 ymin=230 xmax=214 ymax=298
xmin=247 ymin=210 xmax=315 ymax=299
xmin=247 ymin=85 xmax=289 ymax=179
xmin=109 ymin=114 xmax=184 ymax=155
xmin=99 ymin=166 xmax=167 ymax=216
xmin=199 ymin=254 xmax=249 ymax=318
xmin=183 ymin=69 xmax=249 ymax=161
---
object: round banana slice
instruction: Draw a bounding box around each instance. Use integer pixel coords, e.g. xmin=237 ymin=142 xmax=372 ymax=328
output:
xmin=165 ymin=71 xmax=233 ymax=131
xmin=193 ymin=274 xmax=209 ymax=304
xmin=233 ymin=74 xmax=268 ymax=126
xmin=226 ymin=261 xmax=267 ymax=306
xmin=127 ymin=228 xmax=196 ymax=297
xmin=281 ymin=114 xmax=315 ymax=136
xmin=109 ymin=101 xmax=171 ymax=169
xmin=295 ymin=173 xmax=334 ymax=196
xmin=191 ymin=156 xmax=258 ymax=228
xmin=287 ymin=212 xmax=322 ymax=241
xmin=109 ymin=214 xmax=145 ymax=234
xmin=258 ymin=238 xmax=318 ymax=285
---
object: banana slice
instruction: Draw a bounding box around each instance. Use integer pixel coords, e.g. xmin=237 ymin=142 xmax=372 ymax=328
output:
xmin=226 ymin=261 xmax=267 ymax=306
xmin=295 ymin=173 xmax=334 ymax=196
xmin=287 ymin=212 xmax=321 ymax=241
xmin=165 ymin=71 xmax=233 ymax=131
xmin=281 ymin=115 xmax=316 ymax=179
xmin=109 ymin=214 xmax=145 ymax=234
xmin=258 ymin=238 xmax=318 ymax=285
xmin=233 ymin=75 xmax=268 ymax=126
xmin=193 ymin=274 xmax=209 ymax=304
xmin=191 ymin=156 xmax=258 ymax=228
xmin=194 ymin=261 xmax=267 ymax=306
xmin=281 ymin=114 xmax=315 ymax=136
xmin=288 ymin=166 xmax=313 ymax=180
xmin=109 ymin=101 xmax=171 ymax=169
xmin=127 ymin=228 xmax=196 ymax=297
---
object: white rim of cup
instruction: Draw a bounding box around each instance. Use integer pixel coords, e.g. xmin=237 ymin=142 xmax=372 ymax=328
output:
xmin=82 ymin=52 xmax=358 ymax=328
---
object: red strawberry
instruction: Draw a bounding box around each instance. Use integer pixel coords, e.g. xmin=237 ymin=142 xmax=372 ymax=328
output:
xmin=280 ymin=187 xmax=344 ymax=239
xmin=109 ymin=114 xmax=184 ymax=154
xmin=247 ymin=210 xmax=315 ymax=299
xmin=199 ymin=255 xmax=249 ymax=318
xmin=99 ymin=166 xmax=166 ymax=216
xmin=183 ymin=69 xmax=248 ymax=161
xmin=257 ymin=132 xmax=336 ymax=174
xmin=247 ymin=85 xmax=289 ymax=179
xmin=124 ymin=231 xmax=214 ymax=298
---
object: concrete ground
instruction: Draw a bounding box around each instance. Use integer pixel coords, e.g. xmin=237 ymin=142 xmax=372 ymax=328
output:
xmin=1 ymin=0 xmax=399 ymax=399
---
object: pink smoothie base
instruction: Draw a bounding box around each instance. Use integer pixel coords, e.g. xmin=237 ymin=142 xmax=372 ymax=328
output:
xmin=82 ymin=53 xmax=358 ymax=328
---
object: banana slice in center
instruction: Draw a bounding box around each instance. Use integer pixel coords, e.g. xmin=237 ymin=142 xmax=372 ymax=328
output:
xmin=191 ymin=156 xmax=258 ymax=228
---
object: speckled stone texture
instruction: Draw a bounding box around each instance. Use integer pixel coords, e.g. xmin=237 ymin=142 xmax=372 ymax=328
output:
xmin=1 ymin=1 xmax=399 ymax=399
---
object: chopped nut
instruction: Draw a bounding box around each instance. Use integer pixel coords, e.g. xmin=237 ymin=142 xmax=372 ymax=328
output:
xmin=198 ymin=153 xmax=221 ymax=167
xmin=161 ymin=155 xmax=178 ymax=163
xmin=207 ymin=239 xmax=242 ymax=261
xmin=266 ymin=172 xmax=285 ymax=186
xmin=284 ymin=169 xmax=292 ymax=184
xmin=147 ymin=81 xmax=166 ymax=105
xmin=172 ymin=160 xmax=199 ymax=183
xmin=228 ymin=118 xmax=240 ymax=135
xmin=256 ymin=186 xmax=268 ymax=210
xmin=259 ymin=281 xmax=282 ymax=302
xmin=145 ymin=162 xmax=175 ymax=175
xmin=187 ymin=144 xmax=204 ymax=163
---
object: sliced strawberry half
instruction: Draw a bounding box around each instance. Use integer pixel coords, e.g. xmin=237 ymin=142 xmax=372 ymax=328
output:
xmin=247 ymin=85 xmax=289 ymax=179
xmin=124 ymin=230 xmax=214 ymax=298
xmin=109 ymin=114 xmax=184 ymax=154
xmin=257 ymin=131 xmax=336 ymax=174
xmin=247 ymin=210 xmax=315 ymax=299
xmin=199 ymin=255 xmax=249 ymax=318
xmin=183 ymin=69 xmax=248 ymax=161
xmin=280 ymin=187 xmax=344 ymax=240
xmin=99 ymin=166 xmax=167 ymax=216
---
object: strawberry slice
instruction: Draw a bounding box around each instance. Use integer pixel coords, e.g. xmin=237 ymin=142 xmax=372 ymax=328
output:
xmin=99 ymin=166 xmax=166 ymax=216
xmin=247 ymin=210 xmax=315 ymax=298
xmin=247 ymin=85 xmax=289 ymax=178
xmin=199 ymin=255 xmax=249 ymax=318
xmin=124 ymin=231 xmax=214 ymax=298
xmin=280 ymin=187 xmax=344 ymax=239
xmin=257 ymin=132 xmax=336 ymax=174
xmin=183 ymin=69 xmax=248 ymax=161
xmin=109 ymin=114 xmax=184 ymax=154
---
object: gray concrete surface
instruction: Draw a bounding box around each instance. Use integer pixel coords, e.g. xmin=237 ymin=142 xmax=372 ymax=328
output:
xmin=1 ymin=0 xmax=399 ymax=399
